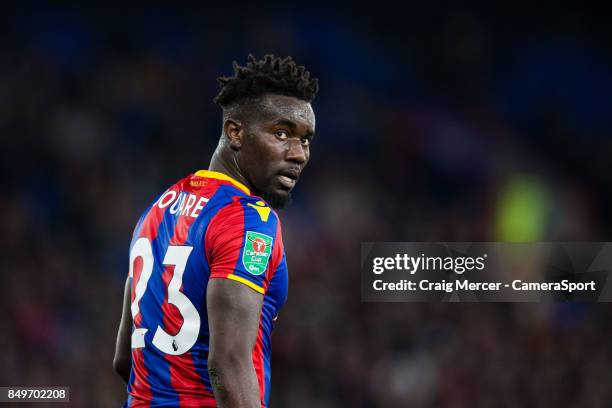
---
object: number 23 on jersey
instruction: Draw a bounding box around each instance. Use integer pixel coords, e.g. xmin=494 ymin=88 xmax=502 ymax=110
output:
xmin=129 ymin=237 xmax=200 ymax=356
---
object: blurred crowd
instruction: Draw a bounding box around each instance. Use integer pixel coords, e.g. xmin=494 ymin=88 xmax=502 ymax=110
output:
xmin=2 ymin=4 xmax=612 ymax=407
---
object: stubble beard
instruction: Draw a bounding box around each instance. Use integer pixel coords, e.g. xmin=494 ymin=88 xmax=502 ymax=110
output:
xmin=258 ymin=188 xmax=292 ymax=210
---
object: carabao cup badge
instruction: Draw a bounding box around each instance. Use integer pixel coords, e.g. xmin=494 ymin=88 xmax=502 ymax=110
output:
xmin=242 ymin=231 xmax=274 ymax=275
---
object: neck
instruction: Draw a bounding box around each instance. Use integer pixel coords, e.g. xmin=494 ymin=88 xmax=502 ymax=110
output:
xmin=208 ymin=147 xmax=252 ymax=190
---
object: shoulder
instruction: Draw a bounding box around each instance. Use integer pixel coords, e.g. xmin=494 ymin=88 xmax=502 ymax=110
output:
xmin=213 ymin=194 xmax=280 ymax=229
xmin=205 ymin=192 xmax=282 ymax=248
xmin=205 ymin=195 xmax=284 ymax=292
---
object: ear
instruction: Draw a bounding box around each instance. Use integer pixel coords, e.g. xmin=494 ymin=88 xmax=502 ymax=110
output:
xmin=223 ymin=119 xmax=244 ymax=150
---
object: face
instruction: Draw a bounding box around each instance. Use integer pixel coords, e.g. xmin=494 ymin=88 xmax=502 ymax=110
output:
xmin=231 ymin=94 xmax=316 ymax=209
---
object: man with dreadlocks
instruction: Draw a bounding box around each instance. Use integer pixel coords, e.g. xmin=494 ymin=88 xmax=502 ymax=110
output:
xmin=113 ymin=54 xmax=318 ymax=407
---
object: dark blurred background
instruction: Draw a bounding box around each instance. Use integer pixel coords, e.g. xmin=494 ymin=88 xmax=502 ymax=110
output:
xmin=2 ymin=3 xmax=612 ymax=407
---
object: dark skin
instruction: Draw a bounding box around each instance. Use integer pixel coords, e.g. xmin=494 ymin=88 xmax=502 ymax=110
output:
xmin=113 ymin=277 xmax=132 ymax=383
xmin=210 ymin=93 xmax=315 ymax=209
xmin=113 ymin=93 xmax=315 ymax=407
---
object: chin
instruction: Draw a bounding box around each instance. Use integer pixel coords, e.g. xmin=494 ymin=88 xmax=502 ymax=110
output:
xmin=260 ymin=189 xmax=292 ymax=210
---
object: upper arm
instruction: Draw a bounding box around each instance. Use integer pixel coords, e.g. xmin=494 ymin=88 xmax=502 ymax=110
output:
xmin=205 ymin=198 xmax=281 ymax=358
xmin=206 ymin=278 xmax=263 ymax=360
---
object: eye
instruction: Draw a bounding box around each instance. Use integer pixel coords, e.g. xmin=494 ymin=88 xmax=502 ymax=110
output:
xmin=275 ymin=130 xmax=289 ymax=140
xmin=301 ymin=137 xmax=310 ymax=146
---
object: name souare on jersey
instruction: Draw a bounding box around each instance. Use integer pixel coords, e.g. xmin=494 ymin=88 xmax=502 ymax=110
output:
xmin=124 ymin=170 xmax=288 ymax=408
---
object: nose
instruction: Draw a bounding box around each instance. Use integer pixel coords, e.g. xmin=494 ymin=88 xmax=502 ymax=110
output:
xmin=286 ymin=139 xmax=307 ymax=164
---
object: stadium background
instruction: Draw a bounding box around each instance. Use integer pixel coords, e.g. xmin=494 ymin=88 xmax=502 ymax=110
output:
xmin=2 ymin=4 xmax=612 ymax=407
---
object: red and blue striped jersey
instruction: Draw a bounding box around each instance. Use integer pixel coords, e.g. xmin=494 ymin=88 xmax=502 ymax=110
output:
xmin=124 ymin=170 xmax=288 ymax=408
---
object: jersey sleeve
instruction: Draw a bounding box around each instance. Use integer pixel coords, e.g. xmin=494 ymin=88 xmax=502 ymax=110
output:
xmin=205 ymin=198 xmax=283 ymax=294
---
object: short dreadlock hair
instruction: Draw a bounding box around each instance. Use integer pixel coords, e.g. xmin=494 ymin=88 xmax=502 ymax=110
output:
xmin=213 ymin=54 xmax=319 ymax=108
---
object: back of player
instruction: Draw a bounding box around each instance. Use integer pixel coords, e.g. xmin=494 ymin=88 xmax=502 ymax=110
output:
xmin=124 ymin=170 xmax=288 ymax=408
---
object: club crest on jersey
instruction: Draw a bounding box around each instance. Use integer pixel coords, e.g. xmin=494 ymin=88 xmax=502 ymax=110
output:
xmin=242 ymin=231 xmax=273 ymax=275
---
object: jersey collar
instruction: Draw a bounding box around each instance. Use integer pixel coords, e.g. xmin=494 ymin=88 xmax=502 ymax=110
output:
xmin=194 ymin=170 xmax=251 ymax=195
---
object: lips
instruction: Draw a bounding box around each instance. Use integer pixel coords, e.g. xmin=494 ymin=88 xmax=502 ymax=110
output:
xmin=277 ymin=168 xmax=300 ymax=189
xmin=278 ymin=175 xmax=296 ymax=189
